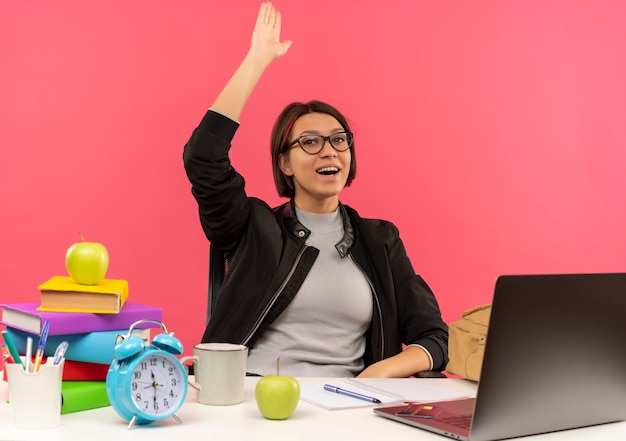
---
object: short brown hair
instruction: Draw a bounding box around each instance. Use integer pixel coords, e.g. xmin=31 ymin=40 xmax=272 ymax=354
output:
xmin=271 ymin=100 xmax=357 ymax=198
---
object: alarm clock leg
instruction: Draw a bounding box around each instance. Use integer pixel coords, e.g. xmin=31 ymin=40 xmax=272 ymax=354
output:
xmin=172 ymin=413 xmax=182 ymax=425
xmin=128 ymin=415 xmax=139 ymax=430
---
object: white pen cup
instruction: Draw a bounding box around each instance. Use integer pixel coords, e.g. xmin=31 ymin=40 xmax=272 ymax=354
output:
xmin=5 ymin=358 xmax=64 ymax=429
xmin=180 ymin=343 xmax=248 ymax=405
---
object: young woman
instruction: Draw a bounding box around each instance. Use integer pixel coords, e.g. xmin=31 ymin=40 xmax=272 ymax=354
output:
xmin=183 ymin=2 xmax=448 ymax=378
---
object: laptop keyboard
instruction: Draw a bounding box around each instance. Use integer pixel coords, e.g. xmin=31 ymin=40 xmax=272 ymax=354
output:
xmin=438 ymin=414 xmax=473 ymax=430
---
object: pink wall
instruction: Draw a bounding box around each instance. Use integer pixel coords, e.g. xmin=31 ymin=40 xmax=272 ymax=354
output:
xmin=2 ymin=1 xmax=625 ymax=354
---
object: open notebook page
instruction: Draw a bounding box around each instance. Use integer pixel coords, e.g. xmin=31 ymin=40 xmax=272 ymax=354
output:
xmin=300 ymin=378 xmax=468 ymax=410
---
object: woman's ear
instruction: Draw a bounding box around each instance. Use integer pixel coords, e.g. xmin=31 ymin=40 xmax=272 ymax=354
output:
xmin=279 ymin=153 xmax=294 ymax=176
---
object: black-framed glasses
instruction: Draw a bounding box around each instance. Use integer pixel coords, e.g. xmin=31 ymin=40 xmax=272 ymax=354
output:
xmin=288 ymin=131 xmax=353 ymax=155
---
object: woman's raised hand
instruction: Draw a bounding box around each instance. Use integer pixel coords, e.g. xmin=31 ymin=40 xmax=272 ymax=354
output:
xmin=210 ymin=2 xmax=292 ymax=120
xmin=249 ymin=2 xmax=292 ymax=63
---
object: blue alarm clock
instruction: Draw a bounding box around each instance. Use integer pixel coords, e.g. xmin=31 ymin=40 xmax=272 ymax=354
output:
xmin=106 ymin=319 xmax=188 ymax=429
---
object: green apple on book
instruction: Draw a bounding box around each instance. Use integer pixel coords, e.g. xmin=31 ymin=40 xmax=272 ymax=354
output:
xmin=255 ymin=357 xmax=300 ymax=420
xmin=66 ymin=232 xmax=109 ymax=285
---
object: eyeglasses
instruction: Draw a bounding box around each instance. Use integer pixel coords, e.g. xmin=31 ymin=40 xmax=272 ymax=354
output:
xmin=287 ymin=131 xmax=353 ymax=155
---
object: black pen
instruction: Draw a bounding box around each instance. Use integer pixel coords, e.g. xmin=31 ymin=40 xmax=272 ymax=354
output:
xmin=324 ymin=384 xmax=382 ymax=404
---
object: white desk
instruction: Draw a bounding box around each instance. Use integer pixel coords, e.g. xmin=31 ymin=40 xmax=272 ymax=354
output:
xmin=1 ymin=376 xmax=625 ymax=440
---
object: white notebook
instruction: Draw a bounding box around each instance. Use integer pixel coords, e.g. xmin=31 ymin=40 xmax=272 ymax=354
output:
xmin=300 ymin=378 xmax=468 ymax=410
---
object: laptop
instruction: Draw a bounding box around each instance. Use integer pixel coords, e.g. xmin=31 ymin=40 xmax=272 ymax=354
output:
xmin=374 ymin=273 xmax=626 ymax=441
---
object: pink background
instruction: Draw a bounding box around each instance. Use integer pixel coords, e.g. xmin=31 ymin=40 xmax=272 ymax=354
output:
xmin=2 ymin=1 xmax=625 ymax=355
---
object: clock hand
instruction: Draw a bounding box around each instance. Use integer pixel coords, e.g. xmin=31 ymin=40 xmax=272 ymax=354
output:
xmin=150 ymin=371 xmax=165 ymax=389
xmin=150 ymin=371 xmax=159 ymax=400
xmin=151 ymin=370 xmax=162 ymax=409
xmin=150 ymin=370 xmax=160 ymax=389
xmin=134 ymin=379 xmax=154 ymax=388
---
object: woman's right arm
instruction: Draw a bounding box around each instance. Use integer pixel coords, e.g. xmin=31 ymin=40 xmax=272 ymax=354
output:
xmin=212 ymin=2 xmax=292 ymax=121
xmin=183 ymin=3 xmax=291 ymax=251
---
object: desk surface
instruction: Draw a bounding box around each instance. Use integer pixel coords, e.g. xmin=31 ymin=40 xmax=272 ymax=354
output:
xmin=1 ymin=375 xmax=625 ymax=441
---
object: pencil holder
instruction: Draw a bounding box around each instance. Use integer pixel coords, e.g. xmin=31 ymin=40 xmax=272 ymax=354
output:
xmin=5 ymin=358 xmax=64 ymax=429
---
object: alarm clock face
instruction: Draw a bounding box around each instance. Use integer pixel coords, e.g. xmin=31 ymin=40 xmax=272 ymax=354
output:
xmin=130 ymin=352 xmax=187 ymax=417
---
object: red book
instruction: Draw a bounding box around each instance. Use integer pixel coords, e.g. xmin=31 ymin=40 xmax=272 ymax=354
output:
xmin=61 ymin=359 xmax=110 ymax=381
xmin=0 ymin=301 xmax=162 ymax=336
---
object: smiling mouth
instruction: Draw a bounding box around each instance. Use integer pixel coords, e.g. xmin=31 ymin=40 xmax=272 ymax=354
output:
xmin=316 ymin=166 xmax=339 ymax=175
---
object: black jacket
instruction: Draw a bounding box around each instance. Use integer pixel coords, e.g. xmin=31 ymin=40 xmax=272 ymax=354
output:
xmin=183 ymin=110 xmax=449 ymax=372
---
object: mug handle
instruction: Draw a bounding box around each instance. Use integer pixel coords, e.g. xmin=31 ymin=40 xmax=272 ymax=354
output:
xmin=179 ymin=355 xmax=201 ymax=391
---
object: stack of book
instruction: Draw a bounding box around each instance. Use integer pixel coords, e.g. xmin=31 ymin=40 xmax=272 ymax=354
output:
xmin=1 ymin=275 xmax=162 ymax=414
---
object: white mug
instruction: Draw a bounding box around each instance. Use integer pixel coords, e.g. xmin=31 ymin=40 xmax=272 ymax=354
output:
xmin=180 ymin=342 xmax=248 ymax=405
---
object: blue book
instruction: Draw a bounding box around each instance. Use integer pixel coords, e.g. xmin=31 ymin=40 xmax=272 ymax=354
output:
xmin=5 ymin=327 xmax=150 ymax=365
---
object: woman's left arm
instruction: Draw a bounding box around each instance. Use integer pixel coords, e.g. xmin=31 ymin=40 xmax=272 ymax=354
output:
xmin=358 ymin=223 xmax=448 ymax=378
xmin=357 ymin=346 xmax=432 ymax=378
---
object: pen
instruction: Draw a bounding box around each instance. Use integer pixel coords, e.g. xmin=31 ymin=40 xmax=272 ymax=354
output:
xmin=324 ymin=384 xmax=382 ymax=404
xmin=52 ymin=341 xmax=69 ymax=365
xmin=1 ymin=331 xmax=23 ymax=366
xmin=25 ymin=336 xmax=33 ymax=373
xmin=33 ymin=320 xmax=50 ymax=372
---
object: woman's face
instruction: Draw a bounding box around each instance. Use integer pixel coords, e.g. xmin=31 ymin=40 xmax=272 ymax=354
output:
xmin=279 ymin=112 xmax=352 ymax=213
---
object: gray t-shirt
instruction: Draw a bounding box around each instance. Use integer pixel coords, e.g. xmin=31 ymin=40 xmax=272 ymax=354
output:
xmin=246 ymin=207 xmax=373 ymax=377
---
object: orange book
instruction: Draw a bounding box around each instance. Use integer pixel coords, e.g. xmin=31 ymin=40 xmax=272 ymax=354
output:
xmin=37 ymin=276 xmax=129 ymax=314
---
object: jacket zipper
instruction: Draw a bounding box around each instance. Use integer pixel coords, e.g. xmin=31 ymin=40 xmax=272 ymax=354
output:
xmin=242 ymin=245 xmax=308 ymax=346
xmin=348 ymin=253 xmax=385 ymax=361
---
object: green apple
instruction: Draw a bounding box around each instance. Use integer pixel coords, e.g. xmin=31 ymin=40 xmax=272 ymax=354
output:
xmin=65 ymin=233 xmax=109 ymax=285
xmin=255 ymin=358 xmax=300 ymax=420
